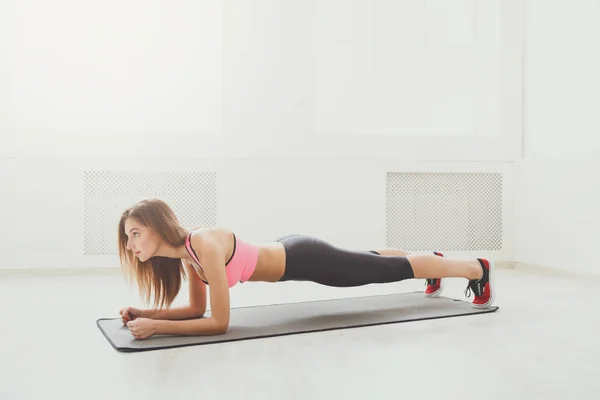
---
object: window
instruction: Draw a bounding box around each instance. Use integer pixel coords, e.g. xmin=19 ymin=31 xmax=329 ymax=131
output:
xmin=316 ymin=0 xmax=515 ymax=145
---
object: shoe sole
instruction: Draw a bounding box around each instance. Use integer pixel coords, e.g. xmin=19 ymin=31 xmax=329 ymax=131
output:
xmin=471 ymin=259 xmax=495 ymax=308
xmin=424 ymin=279 xmax=444 ymax=298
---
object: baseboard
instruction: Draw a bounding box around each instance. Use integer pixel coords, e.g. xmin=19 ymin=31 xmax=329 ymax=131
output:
xmin=512 ymin=262 xmax=600 ymax=279
xmin=495 ymin=261 xmax=515 ymax=270
xmin=1 ymin=261 xmax=517 ymax=277
xmin=4 ymin=261 xmax=596 ymax=279
xmin=0 ymin=267 xmax=123 ymax=277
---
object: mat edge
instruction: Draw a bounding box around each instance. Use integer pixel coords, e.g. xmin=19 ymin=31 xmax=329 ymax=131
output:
xmin=99 ymin=306 xmax=499 ymax=353
xmin=95 ymin=291 xmax=500 ymax=353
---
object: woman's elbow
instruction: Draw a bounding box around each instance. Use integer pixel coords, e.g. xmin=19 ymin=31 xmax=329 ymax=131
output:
xmin=215 ymin=326 xmax=228 ymax=335
xmin=191 ymin=306 xmax=206 ymax=318
xmin=212 ymin=318 xmax=229 ymax=334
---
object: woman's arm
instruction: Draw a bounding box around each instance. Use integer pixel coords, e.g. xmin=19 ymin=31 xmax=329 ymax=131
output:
xmin=127 ymin=231 xmax=231 ymax=339
xmin=153 ymin=231 xmax=230 ymax=336
xmin=126 ymin=259 xmax=207 ymax=321
xmin=140 ymin=305 xmax=204 ymax=320
xmin=140 ymin=259 xmax=209 ymax=321
xmin=153 ymin=315 xmax=226 ymax=336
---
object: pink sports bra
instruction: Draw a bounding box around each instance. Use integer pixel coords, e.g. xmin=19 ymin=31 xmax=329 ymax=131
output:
xmin=184 ymin=232 xmax=259 ymax=288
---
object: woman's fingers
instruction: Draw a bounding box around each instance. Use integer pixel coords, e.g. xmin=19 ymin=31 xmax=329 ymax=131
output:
xmin=121 ymin=307 xmax=132 ymax=325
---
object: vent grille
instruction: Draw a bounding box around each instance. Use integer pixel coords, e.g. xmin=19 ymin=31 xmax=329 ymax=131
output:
xmin=386 ymin=172 xmax=502 ymax=252
xmin=84 ymin=171 xmax=217 ymax=255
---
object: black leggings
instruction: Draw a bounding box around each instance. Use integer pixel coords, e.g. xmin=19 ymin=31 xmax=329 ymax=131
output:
xmin=276 ymin=234 xmax=415 ymax=287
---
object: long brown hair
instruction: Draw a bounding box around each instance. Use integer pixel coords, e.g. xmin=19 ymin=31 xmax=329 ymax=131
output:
xmin=118 ymin=198 xmax=189 ymax=309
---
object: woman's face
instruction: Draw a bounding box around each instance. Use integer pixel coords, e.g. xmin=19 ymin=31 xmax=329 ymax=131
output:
xmin=124 ymin=218 xmax=160 ymax=262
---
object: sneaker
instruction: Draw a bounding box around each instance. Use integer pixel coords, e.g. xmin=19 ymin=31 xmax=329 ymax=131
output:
xmin=425 ymin=252 xmax=444 ymax=297
xmin=465 ymin=258 xmax=495 ymax=308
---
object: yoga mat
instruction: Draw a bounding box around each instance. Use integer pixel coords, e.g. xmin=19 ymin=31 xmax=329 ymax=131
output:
xmin=97 ymin=291 xmax=499 ymax=352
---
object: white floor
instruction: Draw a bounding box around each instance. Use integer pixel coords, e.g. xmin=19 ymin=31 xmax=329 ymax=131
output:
xmin=1 ymin=266 xmax=599 ymax=400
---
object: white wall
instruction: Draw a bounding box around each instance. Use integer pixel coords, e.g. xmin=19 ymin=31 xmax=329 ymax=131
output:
xmin=1 ymin=156 xmax=514 ymax=271
xmin=1 ymin=1 xmax=522 ymax=305
xmin=514 ymin=0 xmax=600 ymax=274
xmin=1 ymin=0 xmax=522 ymax=161
xmin=1 ymin=155 xmax=515 ymax=308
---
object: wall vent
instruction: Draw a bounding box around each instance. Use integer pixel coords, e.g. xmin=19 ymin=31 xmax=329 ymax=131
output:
xmin=386 ymin=172 xmax=502 ymax=252
xmin=84 ymin=171 xmax=217 ymax=255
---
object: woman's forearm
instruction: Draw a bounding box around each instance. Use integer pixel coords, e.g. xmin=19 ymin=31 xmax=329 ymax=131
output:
xmin=154 ymin=317 xmax=227 ymax=336
xmin=142 ymin=305 xmax=204 ymax=320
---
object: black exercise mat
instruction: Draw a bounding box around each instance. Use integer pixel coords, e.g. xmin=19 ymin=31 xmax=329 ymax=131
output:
xmin=97 ymin=291 xmax=498 ymax=352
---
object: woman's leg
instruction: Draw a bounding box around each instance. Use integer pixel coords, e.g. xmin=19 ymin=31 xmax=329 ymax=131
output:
xmin=372 ymin=248 xmax=411 ymax=256
xmin=404 ymin=254 xmax=481 ymax=280
xmin=371 ymin=248 xmax=479 ymax=279
xmin=371 ymin=248 xmax=493 ymax=307
xmin=277 ymin=235 xmax=416 ymax=287
xmin=277 ymin=235 xmax=494 ymax=307
xmin=374 ymin=248 xmax=445 ymax=297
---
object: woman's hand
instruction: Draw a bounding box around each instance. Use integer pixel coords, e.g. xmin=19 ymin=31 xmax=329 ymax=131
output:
xmin=119 ymin=306 xmax=143 ymax=325
xmin=126 ymin=318 xmax=158 ymax=340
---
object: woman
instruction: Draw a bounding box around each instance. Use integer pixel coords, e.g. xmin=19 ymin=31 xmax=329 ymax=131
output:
xmin=118 ymin=199 xmax=494 ymax=340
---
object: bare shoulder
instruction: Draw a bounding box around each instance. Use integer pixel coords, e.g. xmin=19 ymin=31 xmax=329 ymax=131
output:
xmin=189 ymin=226 xmax=233 ymax=239
xmin=189 ymin=226 xmax=234 ymax=254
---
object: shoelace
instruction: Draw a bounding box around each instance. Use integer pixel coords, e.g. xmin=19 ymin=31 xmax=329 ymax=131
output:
xmin=425 ymin=278 xmax=437 ymax=286
xmin=465 ymin=279 xmax=485 ymax=298
xmin=464 ymin=285 xmax=472 ymax=298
